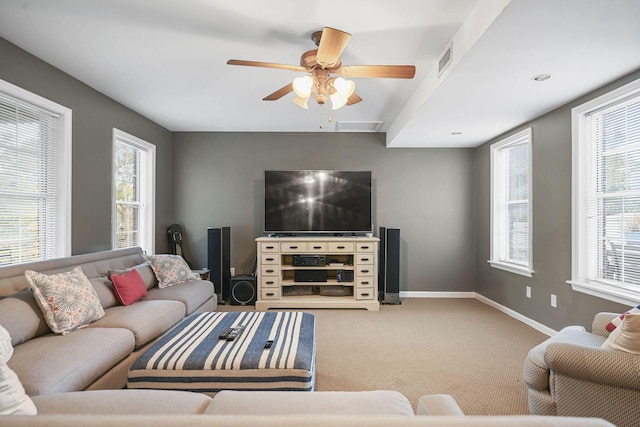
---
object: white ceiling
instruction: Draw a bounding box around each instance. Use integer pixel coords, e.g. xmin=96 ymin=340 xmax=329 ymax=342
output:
xmin=1 ymin=0 xmax=639 ymax=148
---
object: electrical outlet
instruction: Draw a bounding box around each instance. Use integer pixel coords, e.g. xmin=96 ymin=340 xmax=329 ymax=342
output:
xmin=551 ymin=294 xmax=557 ymax=308
xmin=526 ymin=286 xmax=531 ymax=299
xmin=230 ymin=267 xmax=236 ymax=277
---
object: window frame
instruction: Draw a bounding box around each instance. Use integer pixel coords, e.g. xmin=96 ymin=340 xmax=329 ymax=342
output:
xmin=111 ymin=128 xmax=156 ymax=254
xmin=570 ymin=78 xmax=640 ymax=306
xmin=0 ymin=79 xmax=72 ymax=263
xmin=489 ymin=127 xmax=534 ymax=277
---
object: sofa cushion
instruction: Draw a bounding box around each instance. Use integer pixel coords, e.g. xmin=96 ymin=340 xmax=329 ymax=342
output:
xmin=0 ymin=289 xmax=50 ymax=346
xmin=8 ymin=327 xmax=134 ymax=396
xmin=90 ymin=277 xmax=118 ymax=309
xmin=0 ymin=324 xmax=37 ymax=415
xmin=110 ymin=269 xmax=147 ymax=306
xmin=32 ymin=389 xmax=213 ymax=415
xmin=109 ymin=263 xmax=157 ymax=291
xmin=208 ymin=390 xmax=415 ymax=416
xmin=143 ymin=254 xmax=200 ymax=288
xmin=601 ymin=313 xmax=640 ymax=354
xmin=25 ymin=267 xmax=105 ymax=335
xmin=87 ymin=300 xmax=185 ymax=348
xmin=145 ymin=280 xmax=214 ymax=314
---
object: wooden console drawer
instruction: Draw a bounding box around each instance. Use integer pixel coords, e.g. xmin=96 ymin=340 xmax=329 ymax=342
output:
xmin=261 ymin=277 xmax=279 ymax=288
xmin=356 ymin=242 xmax=375 ymax=252
xmin=356 ymin=277 xmax=374 ymax=288
xmin=307 ymin=242 xmax=328 ymax=252
xmin=356 ymin=289 xmax=375 ymax=300
xmin=356 ymin=265 xmax=374 ymax=276
xmin=261 ymin=265 xmax=279 ymax=276
xmin=261 ymin=254 xmax=279 ymax=264
xmin=261 ymin=288 xmax=280 ymax=300
xmin=328 ymin=242 xmax=354 ymax=253
xmin=280 ymin=242 xmax=307 ymax=253
xmin=356 ymin=254 xmax=374 ymax=264
xmin=260 ymin=242 xmax=279 ymax=253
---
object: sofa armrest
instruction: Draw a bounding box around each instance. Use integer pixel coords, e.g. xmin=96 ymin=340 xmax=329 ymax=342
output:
xmin=416 ymin=394 xmax=464 ymax=416
xmin=545 ymin=343 xmax=640 ymax=390
xmin=592 ymin=312 xmax=619 ymax=337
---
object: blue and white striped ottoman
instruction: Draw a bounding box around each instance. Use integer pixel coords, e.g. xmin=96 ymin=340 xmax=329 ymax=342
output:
xmin=127 ymin=311 xmax=316 ymax=392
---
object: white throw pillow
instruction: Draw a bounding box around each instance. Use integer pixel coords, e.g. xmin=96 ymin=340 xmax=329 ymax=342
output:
xmin=601 ymin=313 xmax=640 ymax=354
xmin=143 ymin=254 xmax=199 ymax=288
xmin=0 ymin=324 xmax=37 ymax=415
xmin=25 ymin=266 xmax=105 ymax=335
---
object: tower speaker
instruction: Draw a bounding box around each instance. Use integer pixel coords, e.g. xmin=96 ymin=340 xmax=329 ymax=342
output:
xmin=379 ymin=227 xmax=401 ymax=304
xmin=207 ymin=227 xmax=231 ymax=303
xmin=230 ymin=275 xmax=257 ymax=306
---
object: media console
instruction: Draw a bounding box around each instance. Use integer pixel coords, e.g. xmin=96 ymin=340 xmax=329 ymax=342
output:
xmin=255 ymin=236 xmax=380 ymax=311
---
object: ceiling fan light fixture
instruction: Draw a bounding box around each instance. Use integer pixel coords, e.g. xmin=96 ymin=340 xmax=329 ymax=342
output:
xmin=330 ymin=93 xmax=349 ymax=110
xmin=292 ymin=96 xmax=310 ymax=109
xmin=293 ymin=76 xmax=314 ymax=97
xmin=333 ymin=77 xmax=355 ymax=98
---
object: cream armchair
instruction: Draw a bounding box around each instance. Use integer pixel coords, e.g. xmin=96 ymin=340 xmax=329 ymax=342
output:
xmin=523 ymin=312 xmax=640 ymax=427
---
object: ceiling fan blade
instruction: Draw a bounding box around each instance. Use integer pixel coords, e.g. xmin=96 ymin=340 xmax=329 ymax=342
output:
xmin=263 ymin=83 xmax=294 ymax=101
xmin=316 ymin=27 xmax=351 ymax=68
xmin=346 ymin=92 xmax=362 ymax=106
xmin=227 ymin=59 xmax=308 ymax=73
xmin=336 ymin=65 xmax=416 ymax=79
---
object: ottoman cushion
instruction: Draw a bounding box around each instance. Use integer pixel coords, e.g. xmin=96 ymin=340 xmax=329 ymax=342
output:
xmin=128 ymin=311 xmax=316 ymax=392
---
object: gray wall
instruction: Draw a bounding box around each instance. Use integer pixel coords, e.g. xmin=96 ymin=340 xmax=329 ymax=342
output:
xmin=0 ymin=38 xmax=174 ymax=255
xmin=172 ymin=132 xmax=476 ymax=293
xmin=475 ymin=69 xmax=640 ymax=331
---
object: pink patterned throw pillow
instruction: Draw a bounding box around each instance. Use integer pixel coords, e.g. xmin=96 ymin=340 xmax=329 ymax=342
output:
xmin=143 ymin=254 xmax=200 ymax=289
xmin=605 ymin=305 xmax=640 ymax=332
xmin=24 ymin=267 xmax=105 ymax=335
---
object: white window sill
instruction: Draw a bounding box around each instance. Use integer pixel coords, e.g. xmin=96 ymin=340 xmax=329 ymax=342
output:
xmin=488 ymin=260 xmax=534 ymax=277
xmin=567 ymin=280 xmax=640 ymax=307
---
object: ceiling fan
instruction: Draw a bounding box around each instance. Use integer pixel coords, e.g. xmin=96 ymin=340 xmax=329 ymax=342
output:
xmin=227 ymin=27 xmax=416 ymax=110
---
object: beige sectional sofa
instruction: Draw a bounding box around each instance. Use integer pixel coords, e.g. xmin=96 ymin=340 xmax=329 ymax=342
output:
xmin=0 ymin=247 xmax=615 ymax=425
xmin=0 ymin=246 xmax=216 ymax=395
xmin=4 ymin=389 xmax=615 ymax=426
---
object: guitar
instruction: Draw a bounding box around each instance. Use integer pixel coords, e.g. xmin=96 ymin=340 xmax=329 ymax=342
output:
xmin=167 ymin=224 xmax=192 ymax=267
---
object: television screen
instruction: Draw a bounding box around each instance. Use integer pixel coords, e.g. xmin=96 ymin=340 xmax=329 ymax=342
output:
xmin=264 ymin=170 xmax=372 ymax=234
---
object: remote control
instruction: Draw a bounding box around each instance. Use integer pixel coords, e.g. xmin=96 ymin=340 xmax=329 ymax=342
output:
xmin=218 ymin=327 xmax=234 ymax=339
xmin=264 ymin=340 xmax=274 ymax=349
xmin=225 ymin=325 xmax=245 ymax=341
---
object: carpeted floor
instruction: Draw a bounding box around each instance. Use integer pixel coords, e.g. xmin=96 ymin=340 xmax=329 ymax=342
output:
xmin=218 ymin=298 xmax=548 ymax=415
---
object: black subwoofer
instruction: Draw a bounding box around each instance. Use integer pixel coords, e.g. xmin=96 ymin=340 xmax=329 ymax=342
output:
xmin=230 ymin=275 xmax=257 ymax=306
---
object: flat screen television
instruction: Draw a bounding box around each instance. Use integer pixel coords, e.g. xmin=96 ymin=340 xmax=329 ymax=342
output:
xmin=264 ymin=170 xmax=372 ymax=235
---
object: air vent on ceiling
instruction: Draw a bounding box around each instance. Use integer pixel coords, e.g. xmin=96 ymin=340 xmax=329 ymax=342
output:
xmin=335 ymin=121 xmax=383 ymax=132
xmin=438 ymin=42 xmax=453 ymax=76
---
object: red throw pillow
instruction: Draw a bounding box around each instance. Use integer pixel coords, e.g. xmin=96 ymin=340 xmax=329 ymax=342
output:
xmin=110 ymin=268 xmax=147 ymax=306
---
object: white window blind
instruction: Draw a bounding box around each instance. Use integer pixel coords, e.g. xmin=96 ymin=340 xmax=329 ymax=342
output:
xmin=112 ymin=129 xmax=155 ymax=253
xmin=0 ymin=93 xmax=59 ymax=265
xmin=114 ymin=139 xmax=141 ymax=249
xmin=571 ymin=78 xmax=640 ymax=305
xmin=489 ymin=128 xmax=533 ymax=276
xmin=587 ymin=97 xmax=640 ymax=288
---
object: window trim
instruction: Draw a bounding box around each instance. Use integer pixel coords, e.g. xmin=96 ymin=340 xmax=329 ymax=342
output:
xmin=489 ymin=127 xmax=534 ymax=277
xmin=111 ymin=128 xmax=156 ymax=254
xmin=569 ymin=78 xmax=640 ymax=306
xmin=0 ymin=79 xmax=72 ymax=259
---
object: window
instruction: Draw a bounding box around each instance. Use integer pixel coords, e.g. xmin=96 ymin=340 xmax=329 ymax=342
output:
xmin=0 ymin=79 xmax=71 ymax=266
xmin=112 ymin=129 xmax=155 ymax=253
xmin=571 ymin=78 xmax=640 ymax=305
xmin=489 ymin=128 xmax=533 ymax=276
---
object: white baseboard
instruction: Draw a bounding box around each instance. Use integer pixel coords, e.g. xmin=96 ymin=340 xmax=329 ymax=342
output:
xmin=400 ymin=291 xmax=557 ymax=336
xmin=400 ymin=291 xmax=476 ymax=299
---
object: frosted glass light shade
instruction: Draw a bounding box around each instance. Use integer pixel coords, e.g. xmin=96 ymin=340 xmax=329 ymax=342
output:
xmin=292 ymin=76 xmax=313 ymax=97
xmin=333 ymin=77 xmax=355 ymax=98
xmin=292 ymin=96 xmax=310 ymax=109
